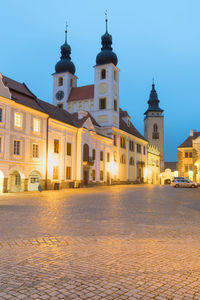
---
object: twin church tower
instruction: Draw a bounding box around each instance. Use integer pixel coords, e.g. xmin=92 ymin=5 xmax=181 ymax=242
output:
xmin=52 ymin=19 xmax=164 ymax=170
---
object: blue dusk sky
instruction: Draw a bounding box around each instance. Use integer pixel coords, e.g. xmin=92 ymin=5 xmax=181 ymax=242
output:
xmin=1 ymin=0 xmax=200 ymax=161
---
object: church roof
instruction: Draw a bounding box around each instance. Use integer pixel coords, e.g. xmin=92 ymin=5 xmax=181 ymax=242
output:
xmin=68 ymin=85 xmax=94 ymax=102
xmin=119 ymin=109 xmax=147 ymax=142
xmin=178 ymin=132 xmax=200 ymax=148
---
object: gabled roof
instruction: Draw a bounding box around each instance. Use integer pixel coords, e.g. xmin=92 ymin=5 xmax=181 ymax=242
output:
xmin=2 ymin=75 xmax=44 ymax=113
xmin=119 ymin=108 xmax=147 ymax=141
xmin=178 ymin=132 xmax=200 ymax=148
xmin=68 ymin=85 xmax=94 ymax=102
xmin=71 ymin=112 xmax=100 ymax=128
xmin=164 ymin=162 xmax=177 ymax=171
xmin=37 ymin=99 xmax=77 ymax=127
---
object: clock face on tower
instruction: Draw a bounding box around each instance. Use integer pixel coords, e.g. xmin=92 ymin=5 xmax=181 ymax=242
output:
xmin=56 ymin=90 xmax=64 ymax=101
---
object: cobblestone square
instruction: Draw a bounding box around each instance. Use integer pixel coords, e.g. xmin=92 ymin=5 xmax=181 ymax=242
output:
xmin=0 ymin=185 xmax=200 ymax=299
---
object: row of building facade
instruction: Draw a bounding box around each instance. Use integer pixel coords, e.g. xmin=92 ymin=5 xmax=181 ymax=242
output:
xmin=0 ymin=22 xmax=162 ymax=192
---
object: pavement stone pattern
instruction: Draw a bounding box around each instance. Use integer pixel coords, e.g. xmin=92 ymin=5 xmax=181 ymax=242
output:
xmin=0 ymin=185 xmax=200 ymax=299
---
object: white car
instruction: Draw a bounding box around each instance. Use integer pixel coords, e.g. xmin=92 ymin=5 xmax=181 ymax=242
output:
xmin=171 ymin=179 xmax=198 ymax=188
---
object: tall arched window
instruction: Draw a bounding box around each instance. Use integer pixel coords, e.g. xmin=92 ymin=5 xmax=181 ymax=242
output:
xmin=58 ymin=77 xmax=63 ymax=86
xmin=101 ymin=69 xmax=106 ymax=79
xmin=129 ymin=157 xmax=134 ymax=165
xmin=152 ymin=123 xmax=159 ymax=139
xmin=120 ymin=154 xmax=126 ymax=164
xmin=83 ymin=144 xmax=89 ymax=161
xmin=114 ymin=151 xmax=117 ymax=162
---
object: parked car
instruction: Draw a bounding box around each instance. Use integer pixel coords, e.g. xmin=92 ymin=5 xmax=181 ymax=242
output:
xmin=171 ymin=179 xmax=198 ymax=188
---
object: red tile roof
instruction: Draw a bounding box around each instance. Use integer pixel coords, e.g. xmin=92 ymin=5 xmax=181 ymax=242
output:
xmin=71 ymin=112 xmax=100 ymax=128
xmin=68 ymin=85 xmax=94 ymax=102
xmin=119 ymin=108 xmax=146 ymax=141
xmin=178 ymin=132 xmax=200 ymax=148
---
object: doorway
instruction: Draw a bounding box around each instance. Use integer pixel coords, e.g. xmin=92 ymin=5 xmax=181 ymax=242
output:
xmin=83 ymin=170 xmax=89 ymax=185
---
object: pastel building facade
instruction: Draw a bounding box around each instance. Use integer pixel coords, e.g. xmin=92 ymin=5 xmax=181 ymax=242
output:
xmin=0 ymin=22 xmax=162 ymax=192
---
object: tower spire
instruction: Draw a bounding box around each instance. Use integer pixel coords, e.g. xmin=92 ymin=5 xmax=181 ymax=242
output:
xmin=65 ymin=21 xmax=68 ymax=44
xmin=105 ymin=10 xmax=108 ymax=33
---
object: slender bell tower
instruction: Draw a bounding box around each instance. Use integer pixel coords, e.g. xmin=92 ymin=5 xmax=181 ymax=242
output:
xmin=144 ymin=81 xmax=164 ymax=171
xmin=52 ymin=24 xmax=77 ymax=110
xmin=92 ymin=12 xmax=120 ymax=129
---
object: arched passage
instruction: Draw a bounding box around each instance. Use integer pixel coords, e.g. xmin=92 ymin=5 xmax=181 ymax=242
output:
xmin=28 ymin=170 xmax=42 ymax=191
xmin=0 ymin=170 xmax=4 ymax=193
xmin=8 ymin=170 xmax=25 ymax=192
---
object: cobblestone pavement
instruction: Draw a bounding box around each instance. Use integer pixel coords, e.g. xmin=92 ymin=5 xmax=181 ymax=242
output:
xmin=0 ymin=185 xmax=200 ymax=299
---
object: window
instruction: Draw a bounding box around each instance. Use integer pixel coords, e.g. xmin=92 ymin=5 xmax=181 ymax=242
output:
xmin=67 ymin=143 xmax=71 ymax=156
xmin=54 ymin=139 xmax=59 ymax=153
xmin=100 ymin=151 xmax=103 ymax=161
xmin=0 ymin=108 xmax=2 ymax=122
xmin=129 ymin=141 xmax=134 ymax=151
xmin=92 ymin=149 xmax=96 ymax=160
xmin=189 ymin=152 xmax=193 ymax=158
xmin=137 ymin=144 xmax=141 ymax=153
xmin=100 ymin=170 xmax=103 ymax=181
xmin=57 ymin=104 xmax=63 ymax=109
xmin=129 ymin=157 xmax=134 ymax=165
xmin=185 ymin=165 xmax=188 ymax=172
xmin=185 ymin=152 xmax=188 ymax=158
xmin=107 ymin=153 xmax=110 ymax=162
xmin=58 ymin=77 xmax=63 ymax=86
xmin=152 ymin=123 xmax=159 ymax=139
xmin=70 ymin=78 xmax=74 ymax=87
xmin=53 ymin=166 xmax=59 ymax=179
xmin=101 ymin=69 xmax=106 ymax=79
xmin=120 ymin=137 xmax=126 ymax=149
xmin=99 ymin=98 xmax=106 ymax=110
xmin=14 ymin=112 xmax=22 ymax=128
xmin=92 ymin=169 xmax=95 ymax=181
xmin=15 ymin=175 xmax=21 ymax=185
xmin=189 ymin=165 xmax=193 ymax=171
xmin=33 ymin=118 xmax=40 ymax=133
xmin=143 ymin=146 xmax=146 ymax=155
xmin=114 ymin=70 xmax=117 ymax=81
xmin=14 ymin=140 xmax=20 ymax=155
xmin=66 ymin=167 xmax=71 ymax=180
xmin=113 ymin=135 xmax=117 ymax=146
xmin=33 ymin=144 xmax=39 ymax=158
xmin=120 ymin=154 xmax=126 ymax=164
xmin=114 ymin=99 xmax=117 ymax=111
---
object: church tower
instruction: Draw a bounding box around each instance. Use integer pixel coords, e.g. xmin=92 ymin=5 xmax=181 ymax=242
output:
xmin=144 ymin=83 xmax=164 ymax=171
xmin=52 ymin=25 xmax=77 ymax=110
xmin=92 ymin=13 xmax=120 ymax=129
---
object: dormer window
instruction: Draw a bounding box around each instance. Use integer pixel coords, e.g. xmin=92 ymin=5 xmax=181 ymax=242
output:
xmin=58 ymin=77 xmax=63 ymax=86
xmin=101 ymin=69 xmax=106 ymax=79
xmin=114 ymin=99 xmax=117 ymax=111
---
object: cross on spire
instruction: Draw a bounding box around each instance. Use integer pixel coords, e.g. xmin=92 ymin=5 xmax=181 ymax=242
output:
xmin=105 ymin=10 xmax=108 ymax=33
xmin=65 ymin=21 xmax=68 ymax=43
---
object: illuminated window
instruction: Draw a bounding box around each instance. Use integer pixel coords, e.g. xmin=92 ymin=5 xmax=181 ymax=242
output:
xmin=120 ymin=155 xmax=126 ymax=164
xmin=15 ymin=175 xmax=20 ymax=185
xmin=107 ymin=153 xmax=110 ymax=162
xmin=54 ymin=139 xmax=59 ymax=153
xmin=58 ymin=77 xmax=63 ymax=86
xmin=143 ymin=146 xmax=146 ymax=155
xmin=100 ymin=170 xmax=103 ymax=181
xmin=53 ymin=166 xmax=59 ymax=179
xmin=92 ymin=149 xmax=96 ymax=160
xmin=99 ymin=98 xmax=106 ymax=110
xmin=137 ymin=144 xmax=141 ymax=153
xmin=66 ymin=166 xmax=71 ymax=180
xmin=120 ymin=137 xmax=126 ymax=149
xmin=101 ymin=69 xmax=106 ymax=79
xmin=33 ymin=118 xmax=40 ymax=133
xmin=67 ymin=143 xmax=71 ymax=156
xmin=129 ymin=157 xmax=134 ymax=165
xmin=33 ymin=144 xmax=39 ymax=158
xmin=0 ymin=108 xmax=2 ymax=122
xmin=129 ymin=141 xmax=134 ymax=151
xmin=100 ymin=151 xmax=103 ymax=161
xmin=92 ymin=169 xmax=95 ymax=181
xmin=14 ymin=140 xmax=20 ymax=155
xmin=114 ymin=151 xmax=117 ymax=162
xmin=114 ymin=99 xmax=117 ymax=111
xmin=14 ymin=112 xmax=22 ymax=128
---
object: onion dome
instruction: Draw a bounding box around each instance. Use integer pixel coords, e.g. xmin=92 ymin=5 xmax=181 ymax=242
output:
xmin=55 ymin=25 xmax=76 ymax=75
xmin=144 ymin=81 xmax=164 ymax=115
xmin=96 ymin=13 xmax=118 ymax=66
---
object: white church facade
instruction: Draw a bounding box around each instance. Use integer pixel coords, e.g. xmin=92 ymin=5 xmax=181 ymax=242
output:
xmin=0 ymin=20 xmax=163 ymax=192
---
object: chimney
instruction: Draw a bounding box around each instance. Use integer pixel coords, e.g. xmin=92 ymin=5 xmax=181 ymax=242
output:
xmin=190 ymin=129 xmax=197 ymax=136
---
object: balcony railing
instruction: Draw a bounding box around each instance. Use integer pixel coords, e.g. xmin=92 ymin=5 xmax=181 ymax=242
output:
xmin=83 ymin=156 xmax=94 ymax=166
